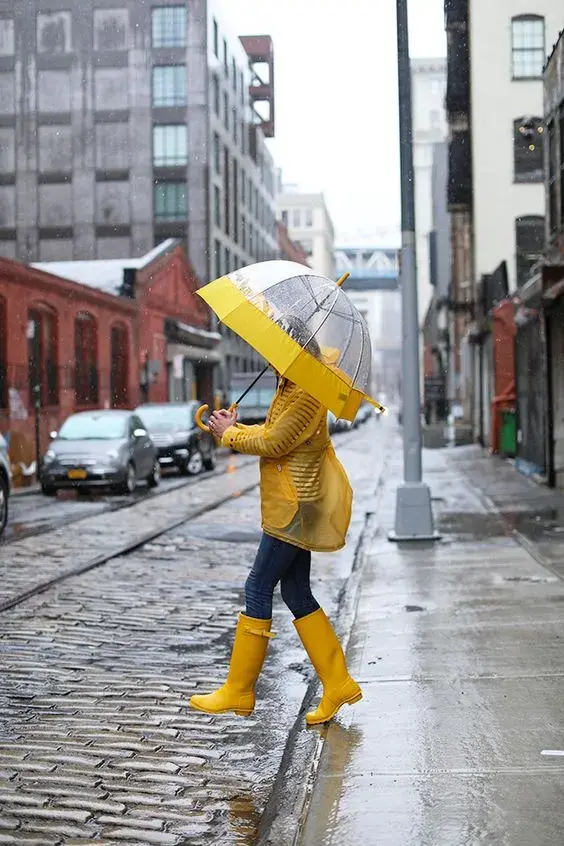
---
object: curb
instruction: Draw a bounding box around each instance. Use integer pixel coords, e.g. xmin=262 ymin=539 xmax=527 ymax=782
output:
xmin=256 ymin=462 xmax=387 ymax=846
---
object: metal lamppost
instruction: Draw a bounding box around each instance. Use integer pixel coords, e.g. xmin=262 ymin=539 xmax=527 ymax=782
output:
xmin=389 ymin=0 xmax=440 ymax=541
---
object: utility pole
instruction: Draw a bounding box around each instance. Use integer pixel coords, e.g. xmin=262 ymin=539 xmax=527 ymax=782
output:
xmin=389 ymin=0 xmax=440 ymax=541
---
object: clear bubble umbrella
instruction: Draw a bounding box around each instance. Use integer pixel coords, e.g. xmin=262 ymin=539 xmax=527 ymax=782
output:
xmin=194 ymin=260 xmax=387 ymax=429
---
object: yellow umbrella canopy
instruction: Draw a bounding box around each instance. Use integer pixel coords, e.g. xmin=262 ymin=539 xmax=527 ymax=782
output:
xmin=197 ymin=260 xmax=387 ymax=421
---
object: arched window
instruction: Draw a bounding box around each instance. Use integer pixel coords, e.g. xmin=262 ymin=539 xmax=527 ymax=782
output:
xmin=75 ymin=312 xmax=98 ymax=406
xmin=110 ymin=322 xmax=129 ymax=408
xmin=511 ymin=15 xmax=545 ymax=79
xmin=27 ymin=304 xmax=58 ymax=407
xmin=514 ymin=117 xmax=544 ymax=182
xmin=0 ymin=296 xmax=6 ymax=409
xmin=516 ymin=215 xmax=545 ymax=288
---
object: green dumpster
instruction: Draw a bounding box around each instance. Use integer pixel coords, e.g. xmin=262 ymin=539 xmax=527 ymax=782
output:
xmin=500 ymin=409 xmax=516 ymax=457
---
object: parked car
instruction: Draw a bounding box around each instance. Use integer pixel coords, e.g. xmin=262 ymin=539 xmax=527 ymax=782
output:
xmin=0 ymin=433 xmax=11 ymax=539
xmin=136 ymin=402 xmax=216 ymax=476
xmin=41 ymin=410 xmax=160 ymax=495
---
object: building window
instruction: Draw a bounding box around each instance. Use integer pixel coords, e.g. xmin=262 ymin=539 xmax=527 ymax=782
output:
xmin=223 ymin=91 xmax=229 ymax=131
xmin=224 ymin=147 xmax=231 ymax=236
xmin=281 ymin=209 xmax=288 ymax=226
xmin=212 ymin=74 xmax=220 ymax=116
xmin=110 ymin=323 xmax=129 ymax=408
xmin=154 ymin=182 xmax=187 ymax=220
xmin=240 ymin=119 xmax=245 ymax=153
xmin=214 ymin=184 xmax=221 ymax=227
xmin=223 ymin=37 xmax=228 ymax=75
xmin=212 ymin=17 xmax=218 ymax=58
xmin=240 ymin=70 xmax=245 ymax=105
xmin=75 ymin=312 xmax=98 ymax=406
xmin=231 ymin=57 xmax=237 ymax=91
xmin=28 ymin=305 xmax=58 ymax=407
xmin=305 ymin=208 xmax=313 ymax=227
xmin=514 ymin=117 xmax=544 ymax=183
xmin=292 ymin=209 xmax=300 ymax=228
xmin=547 ymin=119 xmax=558 ymax=234
xmin=152 ymin=6 xmax=187 ymax=49
xmin=153 ymin=124 xmax=187 ymax=166
xmin=511 ymin=15 xmax=545 ymax=79
xmin=300 ymin=239 xmax=313 ymax=256
xmin=152 ymin=66 xmax=186 ymax=107
xmin=213 ymin=131 xmax=220 ymax=173
xmin=232 ymin=108 xmax=238 ymax=144
xmin=224 ymin=246 xmax=231 ymax=274
xmin=515 ymin=215 xmax=545 ymax=287
xmin=214 ymin=238 xmax=221 ymax=278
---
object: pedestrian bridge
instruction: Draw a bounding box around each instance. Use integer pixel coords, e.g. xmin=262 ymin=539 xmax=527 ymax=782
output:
xmin=334 ymin=247 xmax=399 ymax=291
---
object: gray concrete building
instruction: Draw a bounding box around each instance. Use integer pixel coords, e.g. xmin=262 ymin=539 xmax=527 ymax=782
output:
xmin=0 ymin=0 xmax=277 ymax=383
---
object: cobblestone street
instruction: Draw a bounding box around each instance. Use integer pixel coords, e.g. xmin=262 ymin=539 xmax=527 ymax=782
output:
xmin=0 ymin=422 xmax=387 ymax=845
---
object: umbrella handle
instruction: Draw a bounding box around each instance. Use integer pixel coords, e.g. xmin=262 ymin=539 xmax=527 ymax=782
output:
xmin=195 ymin=403 xmax=238 ymax=433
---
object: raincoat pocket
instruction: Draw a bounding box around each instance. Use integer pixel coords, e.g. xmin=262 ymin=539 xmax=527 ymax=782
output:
xmin=260 ymin=458 xmax=298 ymax=529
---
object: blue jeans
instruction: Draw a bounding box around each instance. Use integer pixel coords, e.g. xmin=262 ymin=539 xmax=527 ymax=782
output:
xmin=245 ymin=533 xmax=320 ymax=620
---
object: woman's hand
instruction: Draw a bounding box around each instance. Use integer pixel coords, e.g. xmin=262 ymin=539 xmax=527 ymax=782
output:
xmin=208 ymin=408 xmax=237 ymax=439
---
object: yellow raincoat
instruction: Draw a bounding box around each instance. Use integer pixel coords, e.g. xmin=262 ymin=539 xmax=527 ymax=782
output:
xmin=221 ymin=379 xmax=352 ymax=552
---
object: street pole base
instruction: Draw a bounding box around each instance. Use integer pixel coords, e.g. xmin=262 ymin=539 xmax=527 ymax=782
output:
xmin=388 ymin=481 xmax=442 ymax=542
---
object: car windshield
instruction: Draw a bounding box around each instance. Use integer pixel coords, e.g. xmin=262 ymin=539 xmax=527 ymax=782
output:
xmin=229 ymin=388 xmax=275 ymax=408
xmin=138 ymin=405 xmax=193 ymax=432
xmin=58 ymin=413 xmax=127 ymax=441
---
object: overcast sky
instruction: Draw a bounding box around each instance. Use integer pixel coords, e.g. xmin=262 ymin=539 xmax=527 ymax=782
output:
xmin=235 ymin=0 xmax=446 ymax=245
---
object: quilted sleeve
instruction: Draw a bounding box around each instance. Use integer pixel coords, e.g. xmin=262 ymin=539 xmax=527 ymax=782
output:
xmin=222 ymin=391 xmax=321 ymax=458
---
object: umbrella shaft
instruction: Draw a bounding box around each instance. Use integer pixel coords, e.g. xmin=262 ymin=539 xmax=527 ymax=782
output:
xmin=235 ymin=364 xmax=271 ymax=406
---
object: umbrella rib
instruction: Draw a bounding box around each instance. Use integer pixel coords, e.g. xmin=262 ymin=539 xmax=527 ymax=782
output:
xmin=350 ymin=311 xmax=368 ymax=390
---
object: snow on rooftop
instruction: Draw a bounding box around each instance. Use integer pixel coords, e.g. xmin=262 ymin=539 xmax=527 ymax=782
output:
xmin=32 ymin=239 xmax=177 ymax=296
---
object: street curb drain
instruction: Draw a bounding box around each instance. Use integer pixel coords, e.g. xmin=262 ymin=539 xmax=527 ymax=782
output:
xmin=0 ymin=481 xmax=260 ymax=614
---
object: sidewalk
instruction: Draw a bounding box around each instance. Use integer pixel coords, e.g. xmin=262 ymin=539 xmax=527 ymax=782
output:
xmin=299 ymin=434 xmax=564 ymax=846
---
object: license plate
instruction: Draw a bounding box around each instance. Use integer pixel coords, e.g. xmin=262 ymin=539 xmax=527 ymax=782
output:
xmin=67 ymin=468 xmax=87 ymax=480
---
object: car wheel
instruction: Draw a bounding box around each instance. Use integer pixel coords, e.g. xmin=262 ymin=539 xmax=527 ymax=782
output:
xmin=203 ymin=447 xmax=217 ymax=471
xmin=147 ymin=460 xmax=161 ymax=489
xmin=186 ymin=448 xmax=204 ymax=476
xmin=120 ymin=462 xmax=137 ymax=495
xmin=41 ymin=483 xmax=57 ymax=497
xmin=0 ymin=474 xmax=8 ymax=540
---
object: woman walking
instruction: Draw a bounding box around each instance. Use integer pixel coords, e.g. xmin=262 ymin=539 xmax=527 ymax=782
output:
xmin=189 ymin=322 xmax=362 ymax=726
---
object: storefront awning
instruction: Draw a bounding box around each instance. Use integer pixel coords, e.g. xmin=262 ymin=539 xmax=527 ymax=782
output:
xmin=167 ymin=342 xmax=223 ymax=365
xmin=164 ymin=318 xmax=222 ymax=350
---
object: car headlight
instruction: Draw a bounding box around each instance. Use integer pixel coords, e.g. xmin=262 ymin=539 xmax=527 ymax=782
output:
xmin=43 ymin=450 xmax=56 ymax=465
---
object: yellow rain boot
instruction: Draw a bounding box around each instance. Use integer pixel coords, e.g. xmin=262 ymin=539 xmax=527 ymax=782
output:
xmin=294 ymin=608 xmax=362 ymax=726
xmin=189 ymin=614 xmax=275 ymax=717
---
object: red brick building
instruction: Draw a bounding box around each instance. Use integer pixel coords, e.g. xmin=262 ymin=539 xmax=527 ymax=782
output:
xmin=0 ymin=240 xmax=219 ymax=485
xmin=276 ymin=222 xmax=310 ymax=266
